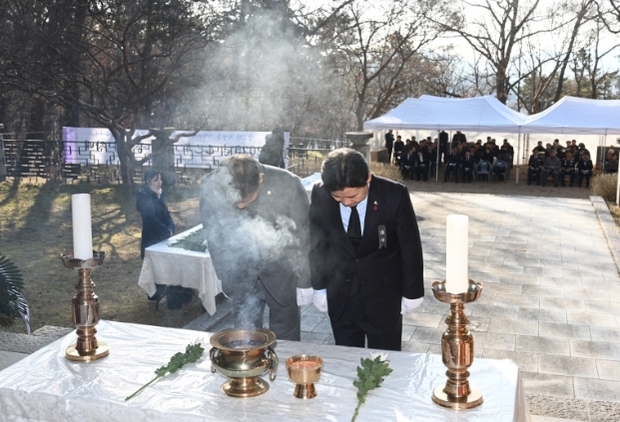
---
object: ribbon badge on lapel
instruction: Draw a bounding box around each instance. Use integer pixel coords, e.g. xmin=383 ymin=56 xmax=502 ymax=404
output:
xmin=378 ymin=225 xmax=387 ymax=249
xmin=373 ymin=200 xmax=378 ymax=211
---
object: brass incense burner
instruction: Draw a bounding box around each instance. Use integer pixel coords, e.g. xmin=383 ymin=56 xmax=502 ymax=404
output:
xmin=61 ymin=252 xmax=109 ymax=362
xmin=431 ymin=279 xmax=484 ymax=410
xmin=209 ymin=328 xmax=279 ymax=397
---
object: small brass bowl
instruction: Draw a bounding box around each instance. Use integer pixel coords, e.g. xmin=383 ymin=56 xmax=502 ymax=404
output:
xmin=286 ymin=354 xmax=323 ymax=399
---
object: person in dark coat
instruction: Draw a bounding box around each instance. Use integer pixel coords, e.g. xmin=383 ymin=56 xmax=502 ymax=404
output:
xmin=258 ymin=128 xmax=285 ymax=168
xmin=439 ymin=130 xmax=449 ymax=164
xmin=309 ymin=148 xmax=424 ymax=351
xmin=560 ymin=152 xmax=575 ymax=187
xmin=199 ymin=155 xmax=311 ymax=341
xmin=393 ymin=135 xmax=404 ymax=165
xmin=136 ymin=169 xmax=175 ymax=301
xmin=400 ymin=147 xmax=416 ymax=180
xmin=576 ymin=153 xmax=593 ymax=188
xmin=444 ymin=147 xmax=461 ymax=183
xmin=451 ymin=131 xmax=467 ymax=148
xmin=461 ymin=150 xmax=475 ymax=182
xmin=414 ymin=149 xmax=429 ymax=181
xmin=385 ymin=130 xmax=395 ymax=162
xmin=527 ymin=150 xmax=544 ymax=186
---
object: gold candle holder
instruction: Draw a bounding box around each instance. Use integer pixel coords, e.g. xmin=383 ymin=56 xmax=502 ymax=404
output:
xmin=431 ymin=279 xmax=483 ymax=410
xmin=61 ymin=251 xmax=109 ymax=362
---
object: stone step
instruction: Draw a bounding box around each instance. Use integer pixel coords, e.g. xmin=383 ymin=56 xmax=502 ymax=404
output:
xmin=0 ymin=326 xmax=72 ymax=354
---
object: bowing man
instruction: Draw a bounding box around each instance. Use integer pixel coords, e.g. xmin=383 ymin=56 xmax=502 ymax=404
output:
xmin=309 ymin=148 xmax=424 ymax=351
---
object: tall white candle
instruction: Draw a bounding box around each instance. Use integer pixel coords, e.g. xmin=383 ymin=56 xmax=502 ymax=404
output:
xmin=446 ymin=214 xmax=469 ymax=294
xmin=72 ymin=194 xmax=93 ymax=260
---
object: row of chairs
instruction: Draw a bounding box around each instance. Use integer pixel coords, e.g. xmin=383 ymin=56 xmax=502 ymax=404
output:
xmin=444 ymin=160 xmax=511 ymax=182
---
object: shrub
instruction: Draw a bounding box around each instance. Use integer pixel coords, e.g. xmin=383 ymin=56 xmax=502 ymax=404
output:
xmin=370 ymin=162 xmax=403 ymax=183
xmin=592 ymin=174 xmax=618 ymax=202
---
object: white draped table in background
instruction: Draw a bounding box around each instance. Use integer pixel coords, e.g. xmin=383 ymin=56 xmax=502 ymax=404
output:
xmin=0 ymin=320 xmax=530 ymax=421
xmin=138 ymin=224 xmax=222 ymax=314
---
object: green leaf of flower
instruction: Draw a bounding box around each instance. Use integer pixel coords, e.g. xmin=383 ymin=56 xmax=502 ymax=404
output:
xmin=125 ymin=342 xmax=205 ymax=401
xmin=351 ymin=355 xmax=392 ymax=422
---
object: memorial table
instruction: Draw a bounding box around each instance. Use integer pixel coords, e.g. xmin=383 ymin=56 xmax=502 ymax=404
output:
xmin=0 ymin=320 xmax=530 ymax=421
xmin=138 ymin=224 xmax=222 ymax=314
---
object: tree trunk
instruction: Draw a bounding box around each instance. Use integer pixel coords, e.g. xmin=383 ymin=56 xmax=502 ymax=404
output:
xmin=496 ymin=65 xmax=508 ymax=104
xmin=113 ymin=131 xmax=134 ymax=185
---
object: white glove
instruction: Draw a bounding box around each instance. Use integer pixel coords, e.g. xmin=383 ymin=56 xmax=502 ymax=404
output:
xmin=401 ymin=297 xmax=423 ymax=315
xmin=296 ymin=288 xmax=314 ymax=307
xmin=312 ymin=289 xmax=328 ymax=313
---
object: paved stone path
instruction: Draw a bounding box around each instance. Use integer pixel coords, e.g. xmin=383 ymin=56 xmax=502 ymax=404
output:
xmin=204 ymin=192 xmax=620 ymax=421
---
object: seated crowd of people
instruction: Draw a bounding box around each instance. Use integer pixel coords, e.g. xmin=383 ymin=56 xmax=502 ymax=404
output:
xmin=389 ymin=131 xmax=618 ymax=187
xmin=391 ymin=131 xmax=515 ymax=183
xmin=526 ymin=139 xmax=617 ymax=188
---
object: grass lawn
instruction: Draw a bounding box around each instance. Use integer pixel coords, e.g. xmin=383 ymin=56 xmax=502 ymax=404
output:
xmin=0 ymin=179 xmax=205 ymax=334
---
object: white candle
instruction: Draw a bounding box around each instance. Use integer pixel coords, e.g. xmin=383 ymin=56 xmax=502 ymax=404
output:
xmin=446 ymin=214 xmax=469 ymax=294
xmin=72 ymin=194 xmax=93 ymax=260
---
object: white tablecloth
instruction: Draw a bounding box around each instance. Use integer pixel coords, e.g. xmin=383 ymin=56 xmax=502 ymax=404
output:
xmin=138 ymin=224 xmax=222 ymax=314
xmin=0 ymin=320 xmax=530 ymax=422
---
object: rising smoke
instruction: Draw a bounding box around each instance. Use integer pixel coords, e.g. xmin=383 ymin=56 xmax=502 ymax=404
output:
xmin=199 ymin=163 xmax=306 ymax=330
xmin=188 ymin=6 xmax=337 ymax=136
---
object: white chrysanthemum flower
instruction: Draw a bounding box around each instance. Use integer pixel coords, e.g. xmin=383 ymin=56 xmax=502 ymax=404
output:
xmin=369 ymin=352 xmax=389 ymax=362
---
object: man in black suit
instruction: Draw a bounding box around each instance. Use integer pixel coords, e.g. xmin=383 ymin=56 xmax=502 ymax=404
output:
xmin=385 ymin=130 xmax=395 ymax=163
xmin=451 ymin=130 xmax=467 ymax=148
xmin=444 ymin=147 xmax=461 ymax=183
xmin=461 ymin=150 xmax=475 ymax=182
xmin=199 ymin=155 xmax=312 ymax=341
xmin=309 ymin=148 xmax=424 ymax=351
xmin=438 ymin=130 xmax=449 ymax=164
xmin=414 ymin=149 xmax=429 ymax=181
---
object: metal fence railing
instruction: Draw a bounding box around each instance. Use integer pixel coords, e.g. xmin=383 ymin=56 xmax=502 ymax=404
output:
xmin=0 ymin=138 xmax=343 ymax=184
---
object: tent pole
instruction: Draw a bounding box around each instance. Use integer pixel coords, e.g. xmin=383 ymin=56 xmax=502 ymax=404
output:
xmin=515 ymin=130 xmax=521 ymax=184
xmin=436 ymin=130 xmax=440 ymax=183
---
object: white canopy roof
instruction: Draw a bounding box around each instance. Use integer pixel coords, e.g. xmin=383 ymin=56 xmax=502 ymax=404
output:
xmin=521 ymin=96 xmax=620 ymax=135
xmin=363 ymin=95 xmax=527 ymax=133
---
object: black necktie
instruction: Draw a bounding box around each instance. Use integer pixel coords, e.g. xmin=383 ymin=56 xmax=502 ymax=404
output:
xmin=347 ymin=206 xmax=361 ymax=239
xmin=347 ymin=205 xmax=361 ymax=296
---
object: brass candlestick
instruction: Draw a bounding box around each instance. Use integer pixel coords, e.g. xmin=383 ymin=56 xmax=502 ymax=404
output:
xmin=61 ymin=251 xmax=109 ymax=362
xmin=431 ymin=279 xmax=483 ymax=410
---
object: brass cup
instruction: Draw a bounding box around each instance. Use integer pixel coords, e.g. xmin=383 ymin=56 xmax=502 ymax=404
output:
xmin=286 ymin=354 xmax=323 ymax=399
xmin=209 ymin=328 xmax=279 ymax=398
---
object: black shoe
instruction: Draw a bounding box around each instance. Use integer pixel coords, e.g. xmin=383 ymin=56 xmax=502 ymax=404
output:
xmin=147 ymin=294 xmax=160 ymax=302
xmin=148 ymin=294 xmax=167 ymax=304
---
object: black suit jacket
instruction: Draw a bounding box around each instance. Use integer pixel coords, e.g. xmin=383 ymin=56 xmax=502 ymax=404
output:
xmin=309 ymin=176 xmax=424 ymax=327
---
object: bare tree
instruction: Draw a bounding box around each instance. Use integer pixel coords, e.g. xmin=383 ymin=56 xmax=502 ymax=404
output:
xmin=432 ymin=0 xmax=569 ymax=104
xmin=0 ymin=0 xmax=228 ymax=184
xmin=318 ymin=0 xmax=454 ymax=130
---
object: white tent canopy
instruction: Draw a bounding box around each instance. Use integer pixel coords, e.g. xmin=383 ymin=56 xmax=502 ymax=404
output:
xmin=363 ymin=95 xmax=527 ymax=133
xmin=521 ymin=96 xmax=620 ymax=135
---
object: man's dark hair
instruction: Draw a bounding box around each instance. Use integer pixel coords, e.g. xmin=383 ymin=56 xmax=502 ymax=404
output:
xmin=321 ymin=148 xmax=369 ymax=192
xmin=143 ymin=169 xmax=162 ymax=184
xmin=221 ymin=155 xmax=261 ymax=201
